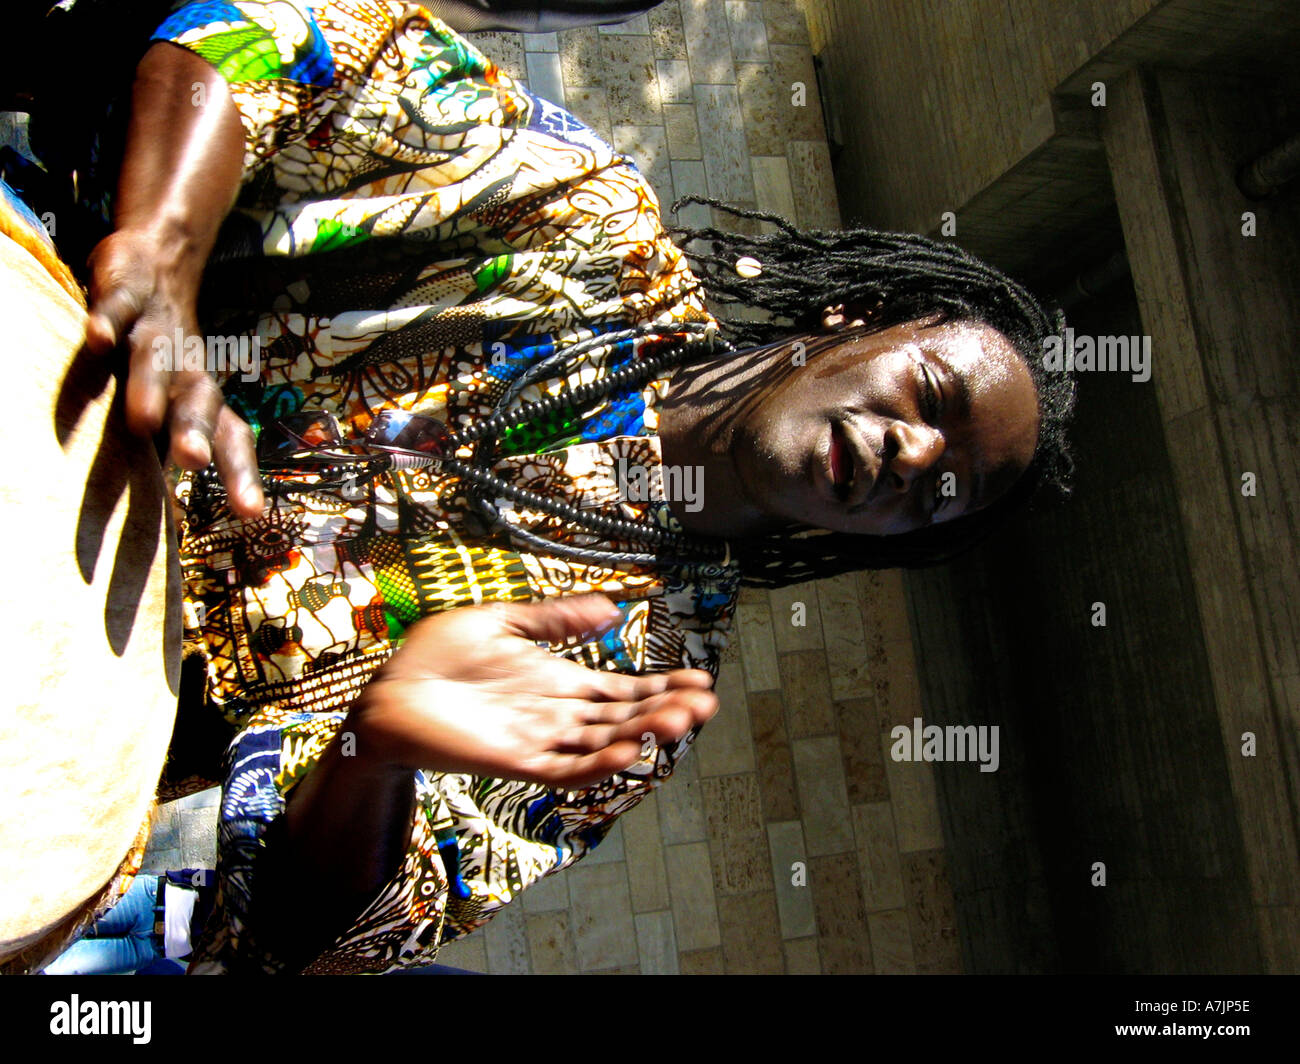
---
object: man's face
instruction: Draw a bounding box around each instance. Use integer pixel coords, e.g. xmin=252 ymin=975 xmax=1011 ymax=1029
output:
xmin=731 ymin=317 xmax=1041 ymax=536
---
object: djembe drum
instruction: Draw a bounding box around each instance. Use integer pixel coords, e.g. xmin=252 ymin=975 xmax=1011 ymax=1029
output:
xmin=0 ymin=200 xmax=180 ymax=973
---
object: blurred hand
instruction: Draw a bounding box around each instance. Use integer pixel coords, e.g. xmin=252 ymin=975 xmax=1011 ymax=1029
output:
xmin=353 ymin=594 xmax=719 ymax=788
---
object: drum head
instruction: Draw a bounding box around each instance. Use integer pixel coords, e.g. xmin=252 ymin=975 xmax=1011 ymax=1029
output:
xmin=0 ymin=228 xmax=180 ymax=961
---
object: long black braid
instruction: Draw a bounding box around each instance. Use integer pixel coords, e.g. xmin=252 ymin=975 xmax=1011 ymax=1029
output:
xmin=665 ymin=196 xmax=1077 ymax=589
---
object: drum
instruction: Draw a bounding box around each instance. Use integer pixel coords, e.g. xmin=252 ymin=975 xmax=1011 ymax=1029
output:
xmin=0 ymin=215 xmax=180 ymax=970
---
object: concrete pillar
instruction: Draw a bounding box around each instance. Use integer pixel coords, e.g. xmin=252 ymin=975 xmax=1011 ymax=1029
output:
xmin=1101 ymin=66 xmax=1300 ymax=971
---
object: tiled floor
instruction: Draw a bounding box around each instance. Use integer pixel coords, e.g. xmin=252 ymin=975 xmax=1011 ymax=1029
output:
xmin=153 ymin=1 xmax=962 ymax=975
xmin=142 ymin=786 xmax=218 ymax=874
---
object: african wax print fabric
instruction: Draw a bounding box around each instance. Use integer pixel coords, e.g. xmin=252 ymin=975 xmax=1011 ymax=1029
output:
xmin=159 ymin=1 xmax=739 ymax=973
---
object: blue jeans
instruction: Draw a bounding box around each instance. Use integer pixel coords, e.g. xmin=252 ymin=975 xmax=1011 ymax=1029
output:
xmin=43 ymin=875 xmax=162 ymax=975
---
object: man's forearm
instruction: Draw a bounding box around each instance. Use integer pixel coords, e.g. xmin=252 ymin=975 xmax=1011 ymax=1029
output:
xmin=255 ymin=702 xmax=417 ymax=970
xmin=114 ymin=42 xmax=245 ymax=286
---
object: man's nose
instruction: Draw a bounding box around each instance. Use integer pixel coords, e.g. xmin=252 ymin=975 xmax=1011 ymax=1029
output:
xmin=884 ymin=422 xmax=945 ymax=493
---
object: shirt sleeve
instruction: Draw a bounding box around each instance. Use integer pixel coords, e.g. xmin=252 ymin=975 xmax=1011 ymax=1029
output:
xmin=151 ymin=0 xmax=338 ymax=172
xmin=187 ymin=706 xmax=453 ymax=974
xmin=151 ymin=1 xmax=536 ymax=207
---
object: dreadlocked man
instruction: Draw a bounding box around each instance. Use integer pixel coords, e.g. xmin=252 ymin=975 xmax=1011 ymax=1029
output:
xmin=18 ymin=1 xmax=1074 ymax=973
xmin=663 ymin=199 xmax=1075 ymax=584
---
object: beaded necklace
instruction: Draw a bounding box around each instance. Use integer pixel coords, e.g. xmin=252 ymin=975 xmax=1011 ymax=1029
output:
xmin=193 ymin=321 xmax=733 ymax=572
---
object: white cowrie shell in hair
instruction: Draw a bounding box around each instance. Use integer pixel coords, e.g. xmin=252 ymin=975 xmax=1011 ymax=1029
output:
xmin=735 ymin=256 xmax=763 ymax=278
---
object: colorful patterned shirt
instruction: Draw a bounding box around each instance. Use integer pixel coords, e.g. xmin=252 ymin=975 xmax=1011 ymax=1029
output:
xmin=158 ymin=1 xmax=740 ymax=973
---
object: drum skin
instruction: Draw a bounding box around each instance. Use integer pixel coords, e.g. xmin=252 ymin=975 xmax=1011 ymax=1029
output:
xmin=0 ymin=228 xmax=181 ymax=963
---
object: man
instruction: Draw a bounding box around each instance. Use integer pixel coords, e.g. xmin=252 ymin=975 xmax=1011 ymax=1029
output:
xmin=11 ymin=0 xmax=1072 ymax=973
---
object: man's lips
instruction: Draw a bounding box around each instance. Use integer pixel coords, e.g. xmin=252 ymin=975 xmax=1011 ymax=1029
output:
xmin=829 ymin=422 xmax=853 ymax=498
xmin=825 ymin=419 xmax=876 ymax=507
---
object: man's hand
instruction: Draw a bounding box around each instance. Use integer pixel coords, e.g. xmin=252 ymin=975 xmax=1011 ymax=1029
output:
xmin=265 ymin=594 xmax=717 ymax=965
xmin=352 ymin=594 xmax=719 ymax=788
xmin=85 ymin=227 xmax=263 ymax=517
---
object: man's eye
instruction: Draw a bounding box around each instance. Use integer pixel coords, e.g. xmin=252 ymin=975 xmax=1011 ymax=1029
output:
xmin=918 ymin=363 xmax=941 ymax=422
